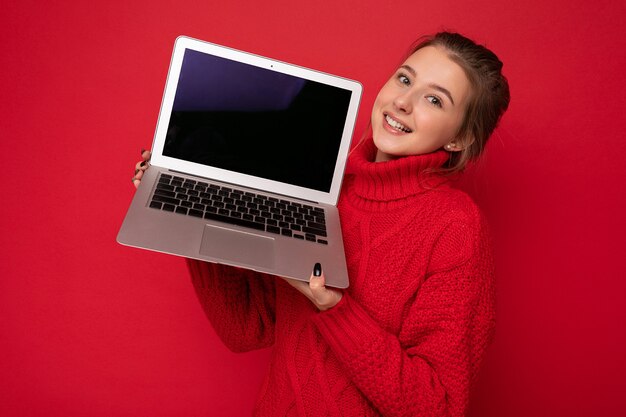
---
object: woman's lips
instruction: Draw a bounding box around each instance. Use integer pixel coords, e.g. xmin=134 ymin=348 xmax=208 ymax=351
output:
xmin=383 ymin=113 xmax=412 ymax=134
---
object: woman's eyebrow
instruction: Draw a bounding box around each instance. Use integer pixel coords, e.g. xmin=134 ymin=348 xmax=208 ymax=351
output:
xmin=400 ymin=64 xmax=456 ymax=106
xmin=400 ymin=64 xmax=417 ymax=77
xmin=428 ymin=83 xmax=455 ymax=106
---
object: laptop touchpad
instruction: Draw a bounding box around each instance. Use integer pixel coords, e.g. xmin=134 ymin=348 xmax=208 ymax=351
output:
xmin=199 ymin=224 xmax=275 ymax=269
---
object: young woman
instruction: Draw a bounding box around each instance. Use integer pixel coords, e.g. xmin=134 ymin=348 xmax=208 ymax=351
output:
xmin=132 ymin=31 xmax=510 ymax=416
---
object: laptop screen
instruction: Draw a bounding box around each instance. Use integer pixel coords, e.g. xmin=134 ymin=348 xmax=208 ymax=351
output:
xmin=162 ymin=49 xmax=353 ymax=193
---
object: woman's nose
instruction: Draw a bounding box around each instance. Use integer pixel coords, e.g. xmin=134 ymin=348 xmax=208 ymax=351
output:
xmin=393 ymin=91 xmax=412 ymax=113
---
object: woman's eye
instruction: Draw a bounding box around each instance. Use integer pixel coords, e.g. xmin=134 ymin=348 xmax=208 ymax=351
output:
xmin=427 ymin=95 xmax=442 ymax=108
xmin=397 ymin=74 xmax=410 ymax=85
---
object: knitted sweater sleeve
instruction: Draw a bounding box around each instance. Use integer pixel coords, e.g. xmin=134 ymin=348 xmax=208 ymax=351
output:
xmin=312 ymin=219 xmax=495 ymax=417
xmin=187 ymin=259 xmax=277 ymax=353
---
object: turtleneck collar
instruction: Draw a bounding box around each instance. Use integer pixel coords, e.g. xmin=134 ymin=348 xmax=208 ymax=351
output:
xmin=343 ymin=137 xmax=450 ymax=207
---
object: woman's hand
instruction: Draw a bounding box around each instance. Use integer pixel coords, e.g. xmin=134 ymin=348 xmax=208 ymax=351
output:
xmin=282 ymin=263 xmax=342 ymax=311
xmin=132 ymin=149 xmax=151 ymax=189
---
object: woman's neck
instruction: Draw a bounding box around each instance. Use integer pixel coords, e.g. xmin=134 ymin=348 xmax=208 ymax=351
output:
xmin=345 ymin=137 xmax=451 ymax=206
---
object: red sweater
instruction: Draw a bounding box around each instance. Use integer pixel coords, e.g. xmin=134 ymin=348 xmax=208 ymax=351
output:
xmin=188 ymin=137 xmax=495 ymax=417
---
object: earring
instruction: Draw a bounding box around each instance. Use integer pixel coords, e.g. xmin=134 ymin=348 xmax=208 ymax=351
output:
xmin=445 ymin=143 xmax=455 ymax=150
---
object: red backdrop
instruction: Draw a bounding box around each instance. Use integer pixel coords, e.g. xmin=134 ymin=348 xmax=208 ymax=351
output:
xmin=2 ymin=1 xmax=625 ymax=416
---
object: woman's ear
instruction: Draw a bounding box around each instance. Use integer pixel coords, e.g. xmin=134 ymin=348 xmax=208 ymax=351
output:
xmin=444 ymin=142 xmax=460 ymax=152
xmin=445 ymin=134 xmax=475 ymax=152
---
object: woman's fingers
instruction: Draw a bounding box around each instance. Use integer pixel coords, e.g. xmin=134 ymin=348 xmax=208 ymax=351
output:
xmin=132 ymin=168 xmax=144 ymax=189
xmin=282 ymin=264 xmax=342 ymax=311
xmin=308 ymin=263 xmax=342 ymax=311
xmin=135 ymin=159 xmax=149 ymax=172
xmin=132 ymin=148 xmax=151 ymax=189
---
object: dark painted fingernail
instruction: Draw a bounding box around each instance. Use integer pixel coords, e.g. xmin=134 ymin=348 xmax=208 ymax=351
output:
xmin=134 ymin=168 xmax=139 ymax=175
xmin=313 ymin=263 xmax=322 ymax=277
xmin=140 ymin=161 xmax=146 ymax=167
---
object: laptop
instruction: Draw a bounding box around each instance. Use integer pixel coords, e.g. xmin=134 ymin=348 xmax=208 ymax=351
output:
xmin=117 ymin=36 xmax=362 ymax=288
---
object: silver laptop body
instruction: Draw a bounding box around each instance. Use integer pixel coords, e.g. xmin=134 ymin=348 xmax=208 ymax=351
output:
xmin=117 ymin=36 xmax=362 ymax=288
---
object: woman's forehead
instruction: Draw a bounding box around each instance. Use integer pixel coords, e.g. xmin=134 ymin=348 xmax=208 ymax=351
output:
xmin=402 ymin=46 xmax=471 ymax=104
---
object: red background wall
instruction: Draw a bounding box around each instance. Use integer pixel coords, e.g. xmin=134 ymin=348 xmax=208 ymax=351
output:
xmin=1 ymin=1 xmax=625 ymax=416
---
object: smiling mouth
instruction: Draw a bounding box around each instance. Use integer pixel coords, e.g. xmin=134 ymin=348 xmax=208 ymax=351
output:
xmin=385 ymin=114 xmax=412 ymax=133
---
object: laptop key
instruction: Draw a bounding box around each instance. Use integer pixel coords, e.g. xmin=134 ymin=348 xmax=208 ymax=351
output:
xmin=162 ymin=204 xmax=175 ymax=212
xmin=266 ymin=225 xmax=280 ymax=234
xmin=150 ymin=201 xmax=163 ymax=209
xmin=204 ymin=211 xmax=266 ymax=231
xmin=307 ymin=221 xmax=326 ymax=231
xmin=152 ymin=195 xmax=180 ymax=206
xmin=156 ymin=183 xmax=175 ymax=191
xmin=302 ymin=226 xmax=327 ymax=237
xmin=188 ymin=209 xmax=203 ymax=218
xmin=154 ymin=188 xmax=176 ymax=198
xmin=176 ymin=207 xmax=188 ymax=215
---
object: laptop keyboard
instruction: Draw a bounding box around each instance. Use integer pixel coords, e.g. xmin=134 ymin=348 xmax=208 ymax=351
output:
xmin=148 ymin=173 xmax=328 ymax=245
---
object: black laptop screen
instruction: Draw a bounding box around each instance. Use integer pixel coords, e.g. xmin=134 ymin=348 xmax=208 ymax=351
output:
xmin=162 ymin=49 xmax=353 ymax=193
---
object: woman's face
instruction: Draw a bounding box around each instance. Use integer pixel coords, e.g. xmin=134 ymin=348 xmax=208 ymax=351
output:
xmin=371 ymin=46 xmax=472 ymax=162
